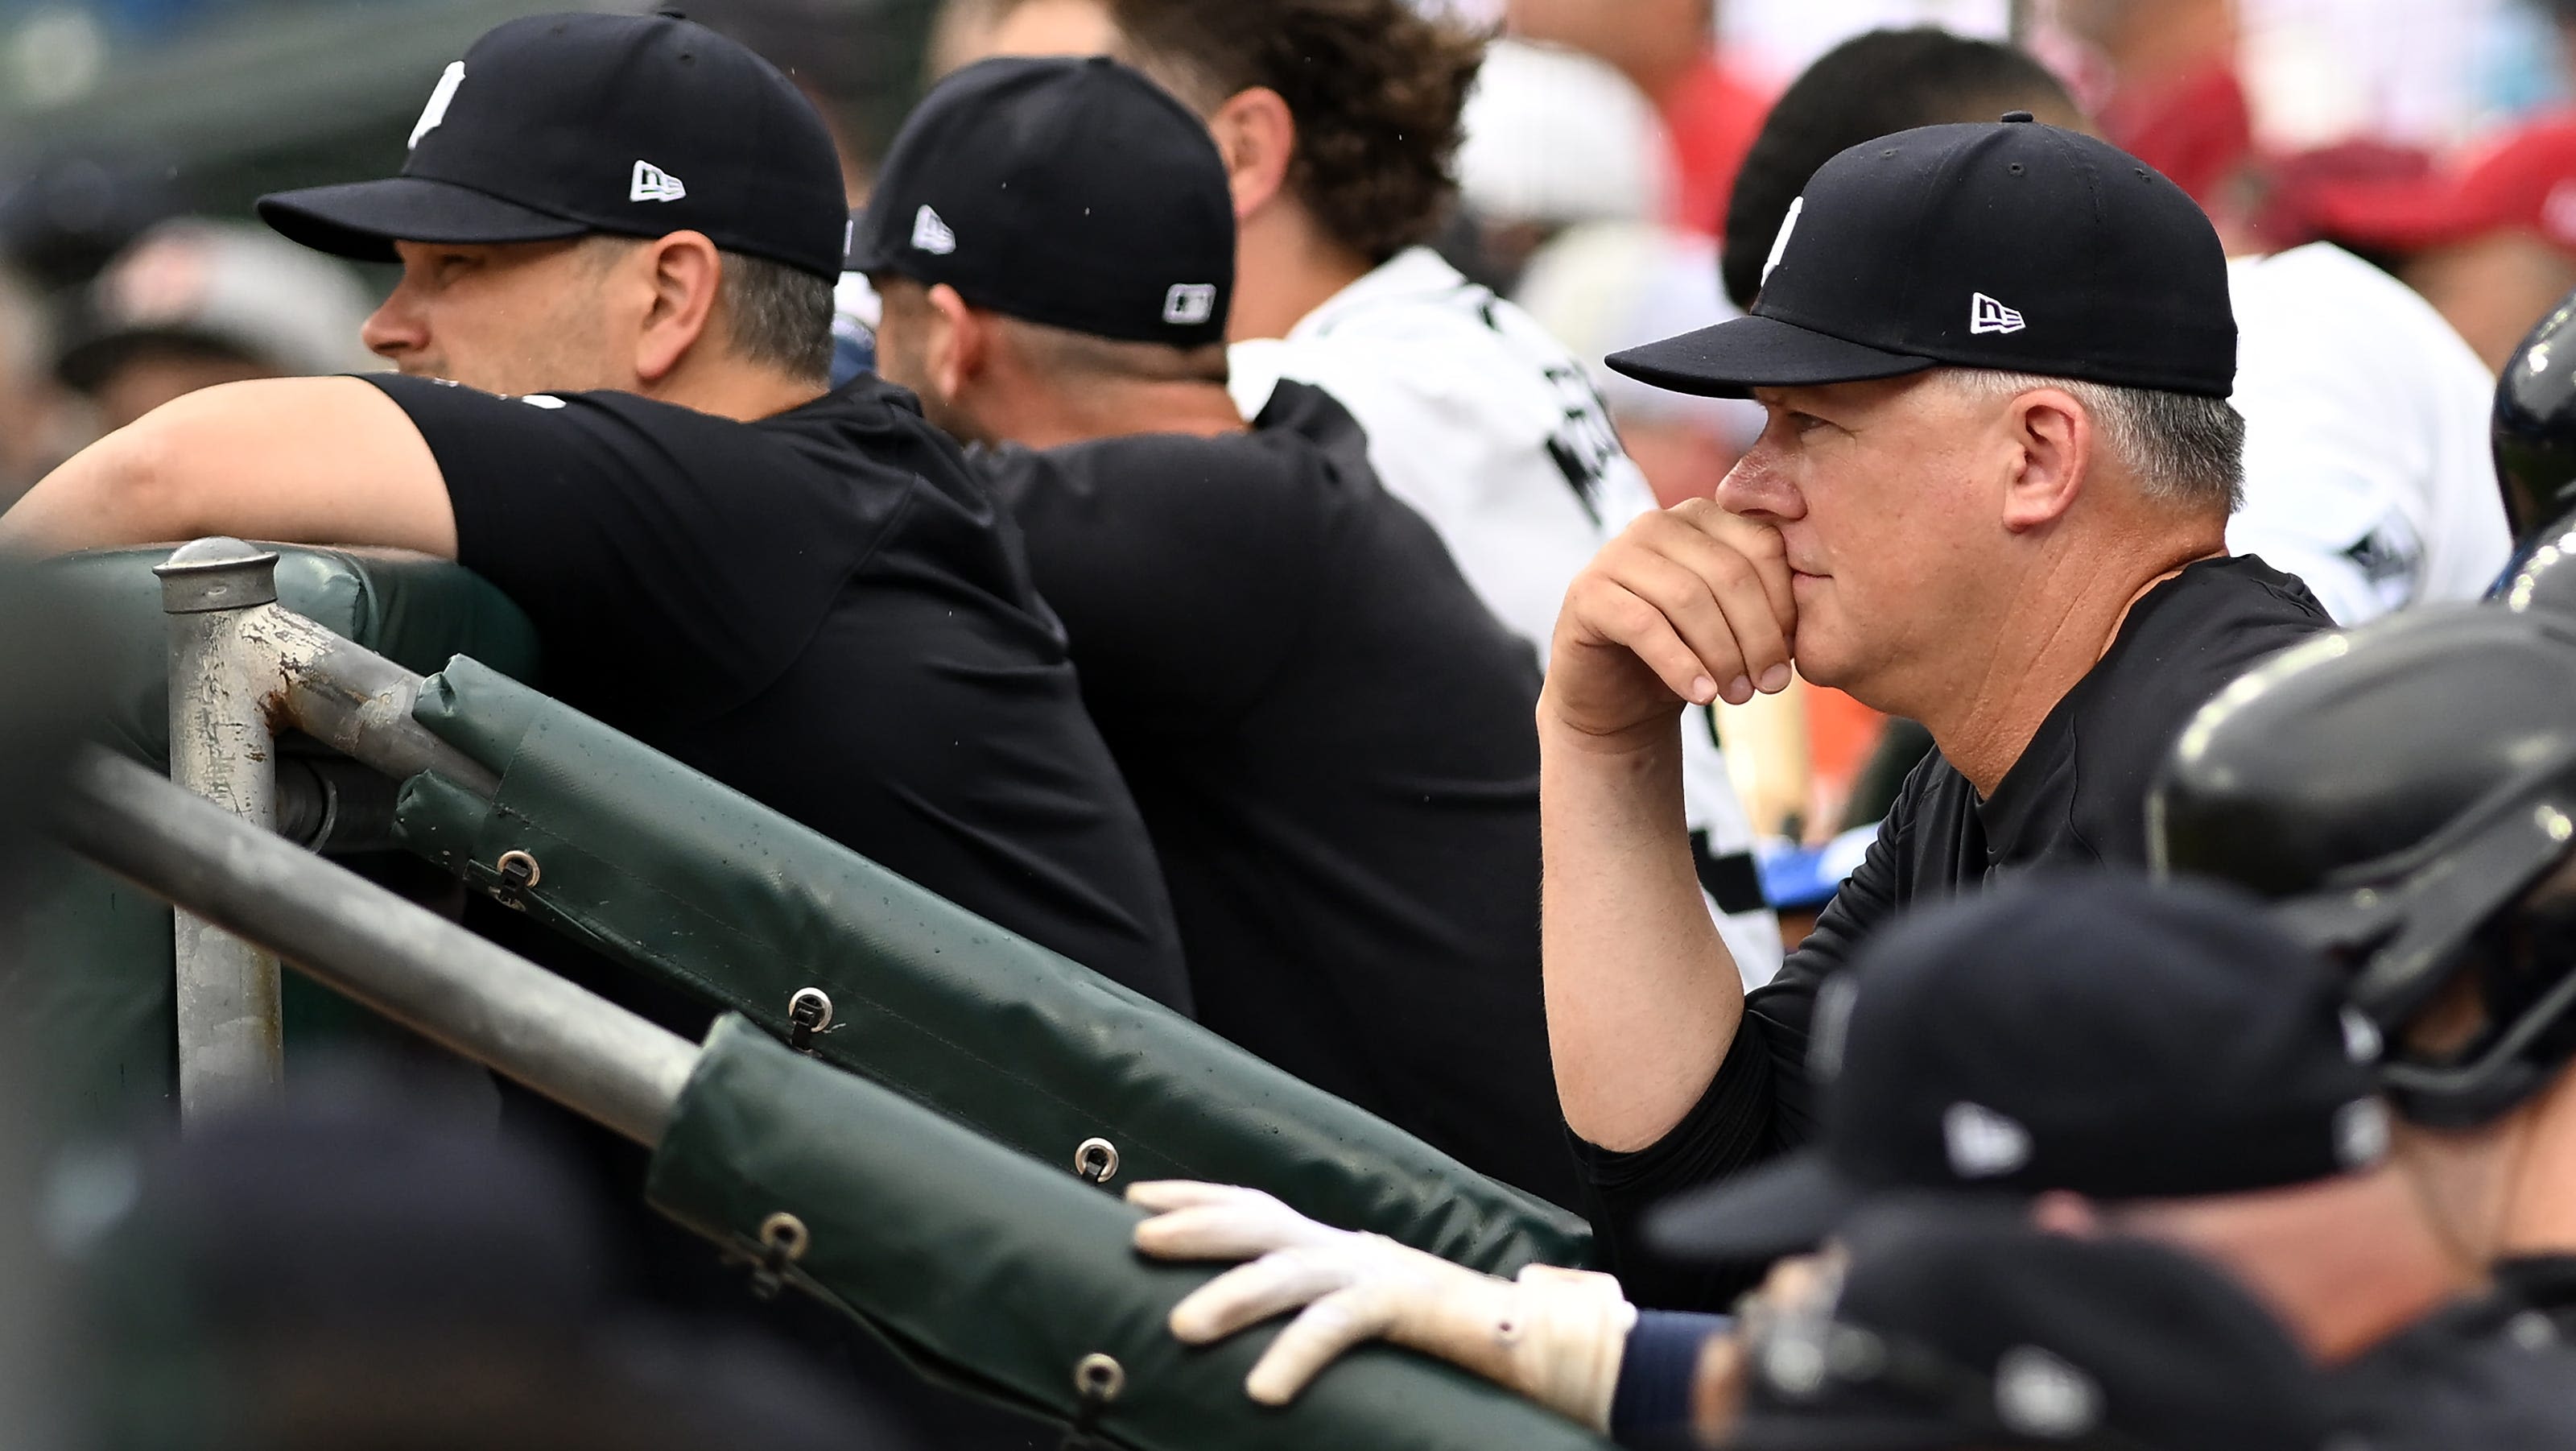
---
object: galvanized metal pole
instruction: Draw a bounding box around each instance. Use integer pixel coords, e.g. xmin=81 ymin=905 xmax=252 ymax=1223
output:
xmin=59 ymin=749 xmax=696 ymax=1145
xmin=157 ymin=538 xmax=287 ymax=1118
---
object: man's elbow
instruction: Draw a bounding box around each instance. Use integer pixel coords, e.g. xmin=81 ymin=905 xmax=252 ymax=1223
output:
xmin=2 ymin=412 xmax=201 ymax=555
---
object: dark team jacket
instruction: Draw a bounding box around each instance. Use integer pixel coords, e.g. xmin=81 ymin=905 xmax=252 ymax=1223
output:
xmin=367 ymin=373 xmax=1191 ymax=1010
xmin=2330 ymin=1255 xmax=2576 ymax=1449
xmin=1572 ymin=555 xmax=2332 ymax=1307
xmin=976 ymin=381 xmax=1575 ymax=1207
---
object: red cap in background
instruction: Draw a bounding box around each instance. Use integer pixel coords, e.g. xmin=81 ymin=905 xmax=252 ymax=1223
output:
xmin=2294 ymin=116 xmax=2576 ymax=257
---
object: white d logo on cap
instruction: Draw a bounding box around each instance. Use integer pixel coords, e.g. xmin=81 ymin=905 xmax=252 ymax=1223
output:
xmin=410 ymin=61 xmax=465 ymax=150
xmin=1761 ymin=196 xmax=1802 ymax=287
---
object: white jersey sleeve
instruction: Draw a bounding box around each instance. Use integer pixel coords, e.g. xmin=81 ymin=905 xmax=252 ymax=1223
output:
xmin=2226 ymin=243 xmax=2511 ymax=622
xmin=1232 ymin=247 xmax=1783 ymax=984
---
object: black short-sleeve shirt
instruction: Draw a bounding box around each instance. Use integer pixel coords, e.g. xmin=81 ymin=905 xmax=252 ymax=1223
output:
xmin=1574 ymin=555 xmax=2330 ymax=1305
xmin=366 ymin=373 xmax=1189 ymax=1008
xmin=978 ymin=382 xmax=1572 ymax=1205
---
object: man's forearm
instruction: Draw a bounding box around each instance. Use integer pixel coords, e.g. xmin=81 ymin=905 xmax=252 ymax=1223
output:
xmin=0 ymin=378 xmax=456 ymax=558
xmin=1542 ymin=712 xmax=1747 ymax=1152
xmin=0 ymin=423 xmax=168 ymax=554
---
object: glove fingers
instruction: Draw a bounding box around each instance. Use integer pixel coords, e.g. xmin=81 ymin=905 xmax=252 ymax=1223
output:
xmin=1125 ymin=1180 xmax=1265 ymax=1213
xmin=1134 ymin=1201 xmax=1337 ymax=1261
xmin=1168 ymin=1248 xmax=1361 ymax=1343
xmin=1243 ymin=1284 xmax=1406 ymax=1405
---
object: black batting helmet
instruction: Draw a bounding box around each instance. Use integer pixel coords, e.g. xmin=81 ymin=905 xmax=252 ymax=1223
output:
xmin=2494 ymin=288 xmax=2576 ymax=544
xmin=2149 ymin=606 xmax=2576 ymax=1126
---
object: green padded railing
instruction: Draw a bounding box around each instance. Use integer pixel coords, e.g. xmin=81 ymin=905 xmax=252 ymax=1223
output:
xmin=650 ymin=1016 xmax=1616 ymax=1451
xmin=7 ymin=548 xmax=540 ymax=1132
xmin=396 ymin=656 xmax=1594 ymax=1276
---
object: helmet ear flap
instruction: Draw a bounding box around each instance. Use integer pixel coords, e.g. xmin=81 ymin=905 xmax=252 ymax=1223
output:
xmin=2377 ymin=862 xmax=2576 ymax=1128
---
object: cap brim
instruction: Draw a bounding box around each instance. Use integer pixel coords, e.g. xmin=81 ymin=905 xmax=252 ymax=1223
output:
xmin=1643 ymin=1151 xmax=1862 ymax=1264
xmin=1604 ymin=313 xmax=1936 ymax=400
xmin=2300 ymin=173 xmax=2475 ymax=254
xmin=257 ymin=177 xmax=588 ymax=264
xmin=56 ymin=326 xmax=270 ymax=392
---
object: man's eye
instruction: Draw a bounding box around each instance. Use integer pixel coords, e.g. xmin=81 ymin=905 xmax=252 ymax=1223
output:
xmin=1787 ymin=411 xmax=1828 ymax=434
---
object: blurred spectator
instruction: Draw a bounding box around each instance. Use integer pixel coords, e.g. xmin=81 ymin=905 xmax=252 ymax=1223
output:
xmin=1512 ymin=221 xmax=1757 ymax=509
xmin=0 ymin=263 xmax=85 ymax=506
xmin=2046 ymin=0 xmax=2254 ymax=208
xmin=1454 ymin=39 xmax=1674 ymax=291
xmin=1506 ymin=0 xmax=1773 ymax=234
xmin=2300 ymin=115 xmax=2576 ymax=370
xmin=1719 ymin=0 xmax=2008 ymax=81
xmin=0 ymin=155 xmax=177 ymax=293
xmin=2227 ymin=240 xmax=2509 ymax=620
xmin=55 ymin=218 xmax=376 ymax=432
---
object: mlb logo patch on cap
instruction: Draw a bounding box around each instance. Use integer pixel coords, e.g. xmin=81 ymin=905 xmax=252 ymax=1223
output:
xmin=1162 ymin=283 xmax=1216 ymax=326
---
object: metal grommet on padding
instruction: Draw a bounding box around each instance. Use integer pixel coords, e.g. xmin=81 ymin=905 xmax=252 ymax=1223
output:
xmin=493 ymin=849 xmax=541 ymax=908
xmin=1073 ymin=1353 xmax=1125 ymax=1402
xmin=786 ymin=987 xmax=834 ymax=1053
xmin=1074 ymin=1137 xmax=1119 ymax=1184
xmin=744 ymin=1211 xmax=809 ymax=1301
xmin=759 ymin=1212 xmax=809 ymax=1260
xmin=1062 ymin=1352 xmax=1126 ymax=1449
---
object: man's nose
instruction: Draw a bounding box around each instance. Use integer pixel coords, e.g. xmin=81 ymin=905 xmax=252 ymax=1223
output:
xmin=359 ymin=284 xmax=426 ymax=360
xmin=1715 ymin=440 xmax=1802 ymax=522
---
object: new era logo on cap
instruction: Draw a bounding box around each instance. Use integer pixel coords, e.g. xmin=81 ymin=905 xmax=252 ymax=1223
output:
xmin=1943 ymin=1101 xmax=2033 ymax=1179
xmin=1994 ymin=1346 xmax=2103 ymax=1438
xmin=630 ymin=160 xmax=687 ymax=204
xmin=1970 ymin=291 xmax=2025 ymax=335
xmin=1162 ymin=283 xmax=1216 ymax=326
xmin=911 ymin=205 xmax=957 ymax=255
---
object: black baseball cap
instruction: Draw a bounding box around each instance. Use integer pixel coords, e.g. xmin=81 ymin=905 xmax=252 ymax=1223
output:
xmin=258 ymin=13 xmax=848 ymax=280
xmin=1651 ymin=874 xmax=2388 ymax=1264
xmin=849 ymin=56 xmax=1236 ymax=348
xmin=1729 ymin=1202 xmax=2330 ymax=1451
xmin=1608 ymin=117 xmax=2235 ymax=400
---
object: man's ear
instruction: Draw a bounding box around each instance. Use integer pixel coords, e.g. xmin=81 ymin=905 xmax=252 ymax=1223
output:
xmin=1999 ymin=386 xmax=2091 ymax=533
xmin=1205 ymin=86 xmax=1297 ymax=222
xmin=925 ymin=283 xmax=988 ymax=406
xmin=634 ymin=230 xmax=725 ymax=383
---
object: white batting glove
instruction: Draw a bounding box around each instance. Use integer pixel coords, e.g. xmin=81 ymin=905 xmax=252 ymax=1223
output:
xmin=1127 ymin=1181 xmax=1637 ymax=1428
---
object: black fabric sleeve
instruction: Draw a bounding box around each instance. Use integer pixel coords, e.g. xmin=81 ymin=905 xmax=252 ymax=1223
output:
xmin=978 ymin=436 xmax=1323 ymax=733
xmin=1566 ymin=785 xmax=1918 ymax=1310
xmin=367 ymin=375 xmax=885 ymax=724
xmin=1737 ymin=780 xmax=1913 ymax=1142
xmin=1610 ymin=1311 xmax=1732 ymax=1449
xmin=1566 ymin=1034 xmax=1778 ymax=1311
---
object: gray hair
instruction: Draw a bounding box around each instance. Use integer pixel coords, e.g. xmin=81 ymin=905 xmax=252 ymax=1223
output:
xmin=1947 ymin=368 xmax=2244 ymax=515
xmin=716 ymin=249 xmax=835 ymax=383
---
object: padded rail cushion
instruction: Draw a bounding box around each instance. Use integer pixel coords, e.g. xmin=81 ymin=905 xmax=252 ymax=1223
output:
xmin=9 ymin=547 xmax=540 ymax=1131
xmin=398 ymin=656 xmax=1593 ymax=1276
xmin=648 ymin=1016 xmax=1618 ymax=1451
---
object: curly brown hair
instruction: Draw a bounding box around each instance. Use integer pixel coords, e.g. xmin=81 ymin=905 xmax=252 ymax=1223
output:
xmin=1096 ymin=0 xmax=1486 ymax=263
